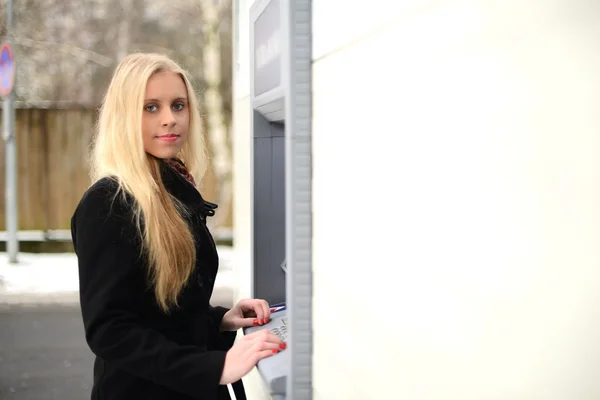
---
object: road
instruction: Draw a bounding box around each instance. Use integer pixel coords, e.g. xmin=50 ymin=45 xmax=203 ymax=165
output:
xmin=0 ymin=304 xmax=93 ymax=400
xmin=0 ymin=290 xmax=233 ymax=399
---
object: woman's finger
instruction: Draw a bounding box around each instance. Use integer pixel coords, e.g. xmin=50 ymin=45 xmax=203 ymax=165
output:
xmin=263 ymin=331 xmax=285 ymax=347
xmin=261 ymin=300 xmax=270 ymax=323
xmin=253 ymin=302 xmax=266 ymax=324
xmin=247 ymin=329 xmax=283 ymax=346
xmin=251 ymin=348 xmax=280 ymax=364
xmin=258 ymin=340 xmax=281 ymax=352
xmin=237 ymin=317 xmax=259 ymax=328
xmin=252 ymin=333 xmax=286 ymax=352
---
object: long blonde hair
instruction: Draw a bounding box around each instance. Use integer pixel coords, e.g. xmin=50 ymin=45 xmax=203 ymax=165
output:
xmin=90 ymin=53 xmax=208 ymax=312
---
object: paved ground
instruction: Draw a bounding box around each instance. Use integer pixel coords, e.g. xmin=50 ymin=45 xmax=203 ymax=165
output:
xmin=0 ymin=254 xmax=235 ymax=399
xmin=0 ymin=294 xmax=234 ymax=399
xmin=0 ymin=304 xmax=93 ymax=400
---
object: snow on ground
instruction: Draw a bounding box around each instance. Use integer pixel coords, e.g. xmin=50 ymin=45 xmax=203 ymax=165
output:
xmin=0 ymin=246 xmax=235 ymax=305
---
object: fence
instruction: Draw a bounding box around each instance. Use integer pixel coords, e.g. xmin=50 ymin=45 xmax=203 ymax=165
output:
xmin=0 ymin=104 xmax=228 ymax=238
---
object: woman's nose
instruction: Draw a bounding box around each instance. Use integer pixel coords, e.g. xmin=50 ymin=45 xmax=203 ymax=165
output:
xmin=161 ymin=109 xmax=176 ymax=126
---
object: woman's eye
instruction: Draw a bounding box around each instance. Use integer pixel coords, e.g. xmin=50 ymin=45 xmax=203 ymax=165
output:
xmin=173 ymin=103 xmax=185 ymax=111
xmin=145 ymin=104 xmax=157 ymax=112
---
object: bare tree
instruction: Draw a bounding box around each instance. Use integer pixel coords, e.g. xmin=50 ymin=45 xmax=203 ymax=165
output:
xmin=199 ymin=0 xmax=233 ymax=229
xmin=0 ymin=0 xmax=235 ymax=229
xmin=0 ymin=0 xmax=218 ymax=104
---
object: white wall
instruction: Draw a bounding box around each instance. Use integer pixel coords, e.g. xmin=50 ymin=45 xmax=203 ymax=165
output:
xmin=311 ymin=0 xmax=600 ymax=399
xmin=231 ymin=0 xmax=273 ymax=398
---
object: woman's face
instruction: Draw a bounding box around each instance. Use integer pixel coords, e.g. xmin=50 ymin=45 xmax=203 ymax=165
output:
xmin=142 ymin=71 xmax=190 ymax=159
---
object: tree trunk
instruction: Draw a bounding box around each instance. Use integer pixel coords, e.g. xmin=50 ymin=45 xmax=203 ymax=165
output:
xmin=200 ymin=0 xmax=233 ymax=231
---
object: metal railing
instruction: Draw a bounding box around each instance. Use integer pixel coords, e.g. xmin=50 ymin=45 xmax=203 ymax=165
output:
xmin=0 ymin=228 xmax=233 ymax=243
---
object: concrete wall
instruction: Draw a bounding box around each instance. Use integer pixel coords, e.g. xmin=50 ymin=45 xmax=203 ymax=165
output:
xmin=233 ymin=0 xmax=600 ymax=399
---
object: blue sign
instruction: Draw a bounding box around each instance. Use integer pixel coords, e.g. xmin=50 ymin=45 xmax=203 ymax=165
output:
xmin=0 ymin=43 xmax=15 ymax=97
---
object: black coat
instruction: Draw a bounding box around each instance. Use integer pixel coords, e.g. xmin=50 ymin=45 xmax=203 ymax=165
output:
xmin=71 ymin=162 xmax=242 ymax=400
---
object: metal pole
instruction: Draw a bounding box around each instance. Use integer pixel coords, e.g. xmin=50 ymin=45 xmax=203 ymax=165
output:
xmin=4 ymin=0 xmax=18 ymax=263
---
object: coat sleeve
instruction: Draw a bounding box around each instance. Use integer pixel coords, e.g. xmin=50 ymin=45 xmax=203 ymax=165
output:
xmin=208 ymin=306 xmax=229 ymax=330
xmin=71 ymin=181 xmax=227 ymax=398
xmin=207 ymin=306 xmax=238 ymax=350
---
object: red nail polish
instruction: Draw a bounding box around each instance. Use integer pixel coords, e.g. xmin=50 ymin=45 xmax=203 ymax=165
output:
xmin=253 ymin=320 xmax=258 ymax=325
xmin=272 ymin=349 xmax=278 ymax=354
xmin=265 ymin=317 xmax=270 ymax=323
xmin=279 ymin=343 xmax=286 ymax=350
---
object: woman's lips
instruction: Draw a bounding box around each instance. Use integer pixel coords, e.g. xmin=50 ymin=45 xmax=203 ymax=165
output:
xmin=157 ymin=134 xmax=179 ymax=142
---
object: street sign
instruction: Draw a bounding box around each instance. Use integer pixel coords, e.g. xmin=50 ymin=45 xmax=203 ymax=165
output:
xmin=0 ymin=43 xmax=15 ymax=98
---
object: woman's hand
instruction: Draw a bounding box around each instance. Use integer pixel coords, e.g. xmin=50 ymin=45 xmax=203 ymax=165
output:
xmin=219 ymin=329 xmax=286 ymax=385
xmin=220 ymin=298 xmax=271 ymax=332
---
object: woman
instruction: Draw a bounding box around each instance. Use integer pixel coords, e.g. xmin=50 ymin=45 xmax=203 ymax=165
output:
xmin=71 ymin=53 xmax=284 ymax=400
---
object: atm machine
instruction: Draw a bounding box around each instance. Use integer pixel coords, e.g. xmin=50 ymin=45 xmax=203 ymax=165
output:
xmin=243 ymin=0 xmax=312 ymax=399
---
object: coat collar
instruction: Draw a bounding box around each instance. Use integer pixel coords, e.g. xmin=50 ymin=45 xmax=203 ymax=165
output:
xmin=158 ymin=159 xmax=218 ymax=219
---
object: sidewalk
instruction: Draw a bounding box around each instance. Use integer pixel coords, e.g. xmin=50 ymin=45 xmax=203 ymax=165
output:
xmin=0 ymin=246 xmax=236 ymax=307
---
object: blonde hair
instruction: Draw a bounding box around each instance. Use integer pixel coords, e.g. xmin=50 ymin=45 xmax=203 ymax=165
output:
xmin=90 ymin=52 xmax=208 ymax=312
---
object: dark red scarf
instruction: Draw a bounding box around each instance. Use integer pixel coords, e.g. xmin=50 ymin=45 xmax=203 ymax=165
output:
xmin=164 ymin=158 xmax=196 ymax=187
